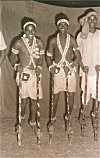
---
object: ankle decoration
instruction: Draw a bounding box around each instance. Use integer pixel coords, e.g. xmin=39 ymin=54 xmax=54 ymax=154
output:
xmin=51 ymin=116 xmax=56 ymax=122
xmin=91 ymin=112 xmax=95 ymax=118
xmin=29 ymin=121 xmax=36 ymax=126
xmin=21 ymin=116 xmax=25 ymax=120
xmin=81 ymin=109 xmax=84 ymax=113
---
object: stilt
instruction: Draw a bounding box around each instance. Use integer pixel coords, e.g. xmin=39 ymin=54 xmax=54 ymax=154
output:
xmin=16 ymin=72 xmax=22 ymax=146
xmin=91 ymin=71 xmax=99 ymax=141
xmin=79 ymin=73 xmax=87 ymax=136
xmin=65 ymin=74 xmax=73 ymax=143
xmin=36 ymin=74 xmax=41 ymax=146
xmin=48 ymin=74 xmax=54 ymax=144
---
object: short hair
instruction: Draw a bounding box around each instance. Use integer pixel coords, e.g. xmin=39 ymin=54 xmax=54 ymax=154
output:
xmin=55 ymin=12 xmax=69 ymax=26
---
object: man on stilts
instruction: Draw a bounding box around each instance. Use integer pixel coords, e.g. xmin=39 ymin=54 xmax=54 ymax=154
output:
xmin=46 ymin=13 xmax=81 ymax=143
xmin=77 ymin=9 xmax=100 ymax=140
xmin=9 ymin=17 xmax=44 ymax=145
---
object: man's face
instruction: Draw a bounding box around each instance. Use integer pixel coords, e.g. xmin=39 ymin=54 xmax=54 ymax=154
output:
xmin=25 ymin=24 xmax=36 ymax=40
xmin=88 ymin=15 xmax=97 ymax=28
xmin=57 ymin=22 xmax=68 ymax=34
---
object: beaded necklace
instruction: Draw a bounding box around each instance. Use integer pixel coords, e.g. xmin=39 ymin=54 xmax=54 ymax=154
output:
xmin=22 ymin=35 xmax=40 ymax=68
xmin=57 ymin=33 xmax=70 ymax=66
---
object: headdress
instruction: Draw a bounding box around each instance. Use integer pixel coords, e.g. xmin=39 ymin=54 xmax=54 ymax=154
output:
xmin=79 ymin=11 xmax=97 ymax=39
xmin=57 ymin=19 xmax=69 ymax=26
xmin=23 ymin=21 xmax=36 ymax=30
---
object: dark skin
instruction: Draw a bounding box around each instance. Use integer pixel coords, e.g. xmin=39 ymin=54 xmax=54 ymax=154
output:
xmin=10 ymin=25 xmax=43 ymax=72
xmin=10 ymin=24 xmax=44 ymax=123
xmin=46 ymin=22 xmax=81 ymax=118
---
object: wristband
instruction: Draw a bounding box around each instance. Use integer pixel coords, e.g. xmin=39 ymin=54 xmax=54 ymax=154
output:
xmin=37 ymin=66 xmax=42 ymax=70
xmin=14 ymin=63 xmax=20 ymax=70
xmin=69 ymin=62 xmax=73 ymax=70
xmin=69 ymin=62 xmax=76 ymax=73
xmin=49 ymin=65 xmax=54 ymax=71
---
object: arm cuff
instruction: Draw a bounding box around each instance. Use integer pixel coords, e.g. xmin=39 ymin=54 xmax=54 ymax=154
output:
xmin=12 ymin=48 xmax=19 ymax=54
xmin=46 ymin=51 xmax=53 ymax=57
xmin=37 ymin=66 xmax=42 ymax=70
xmin=40 ymin=50 xmax=44 ymax=55
xmin=73 ymin=47 xmax=79 ymax=51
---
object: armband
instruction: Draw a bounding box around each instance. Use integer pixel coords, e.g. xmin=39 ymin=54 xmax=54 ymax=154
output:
xmin=73 ymin=47 xmax=79 ymax=51
xmin=69 ymin=62 xmax=76 ymax=72
xmin=69 ymin=62 xmax=73 ymax=69
xmin=46 ymin=51 xmax=53 ymax=57
xmin=12 ymin=48 xmax=19 ymax=54
xmin=40 ymin=50 xmax=44 ymax=55
xmin=37 ymin=66 xmax=42 ymax=70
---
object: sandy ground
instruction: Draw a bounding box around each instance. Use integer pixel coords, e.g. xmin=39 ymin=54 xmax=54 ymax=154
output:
xmin=0 ymin=116 xmax=100 ymax=158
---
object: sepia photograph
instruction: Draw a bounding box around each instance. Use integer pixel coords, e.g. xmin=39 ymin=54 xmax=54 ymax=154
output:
xmin=0 ymin=0 xmax=100 ymax=157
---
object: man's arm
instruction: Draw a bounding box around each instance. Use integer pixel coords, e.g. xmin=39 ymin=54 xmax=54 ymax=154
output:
xmin=36 ymin=39 xmax=44 ymax=67
xmin=9 ymin=40 xmax=20 ymax=67
xmin=79 ymin=60 xmax=84 ymax=70
xmin=70 ymin=36 xmax=81 ymax=68
xmin=35 ymin=39 xmax=44 ymax=76
xmin=45 ymin=38 xmax=54 ymax=67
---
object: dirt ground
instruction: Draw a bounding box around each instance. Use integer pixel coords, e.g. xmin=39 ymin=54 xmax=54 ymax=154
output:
xmin=0 ymin=116 xmax=100 ymax=158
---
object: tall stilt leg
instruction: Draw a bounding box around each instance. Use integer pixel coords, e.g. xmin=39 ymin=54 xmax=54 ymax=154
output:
xmin=36 ymin=74 xmax=41 ymax=146
xmin=17 ymin=92 xmax=22 ymax=146
xmin=65 ymin=75 xmax=73 ymax=143
xmin=91 ymin=71 xmax=99 ymax=141
xmin=79 ymin=73 xmax=87 ymax=136
xmin=16 ymin=72 xmax=22 ymax=146
xmin=48 ymin=74 xmax=54 ymax=144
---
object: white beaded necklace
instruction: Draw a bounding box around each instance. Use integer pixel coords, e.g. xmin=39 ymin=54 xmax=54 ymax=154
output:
xmin=22 ymin=35 xmax=40 ymax=68
xmin=57 ymin=33 xmax=70 ymax=66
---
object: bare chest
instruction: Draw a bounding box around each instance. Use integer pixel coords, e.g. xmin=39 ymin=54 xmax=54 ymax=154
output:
xmin=54 ymin=38 xmax=72 ymax=57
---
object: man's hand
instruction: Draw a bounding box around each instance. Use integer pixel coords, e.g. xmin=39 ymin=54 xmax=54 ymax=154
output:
xmin=83 ymin=66 xmax=89 ymax=74
xmin=17 ymin=65 xmax=23 ymax=74
xmin=35 ymin=66 xmax=42 ymax=76
xmin=63 ymin=66 xmax=70 ymax=74
xmin=95 ymin=65 xmax=100 ymax=72
xmin=50 ymin=66 xmax=60 ymax=74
